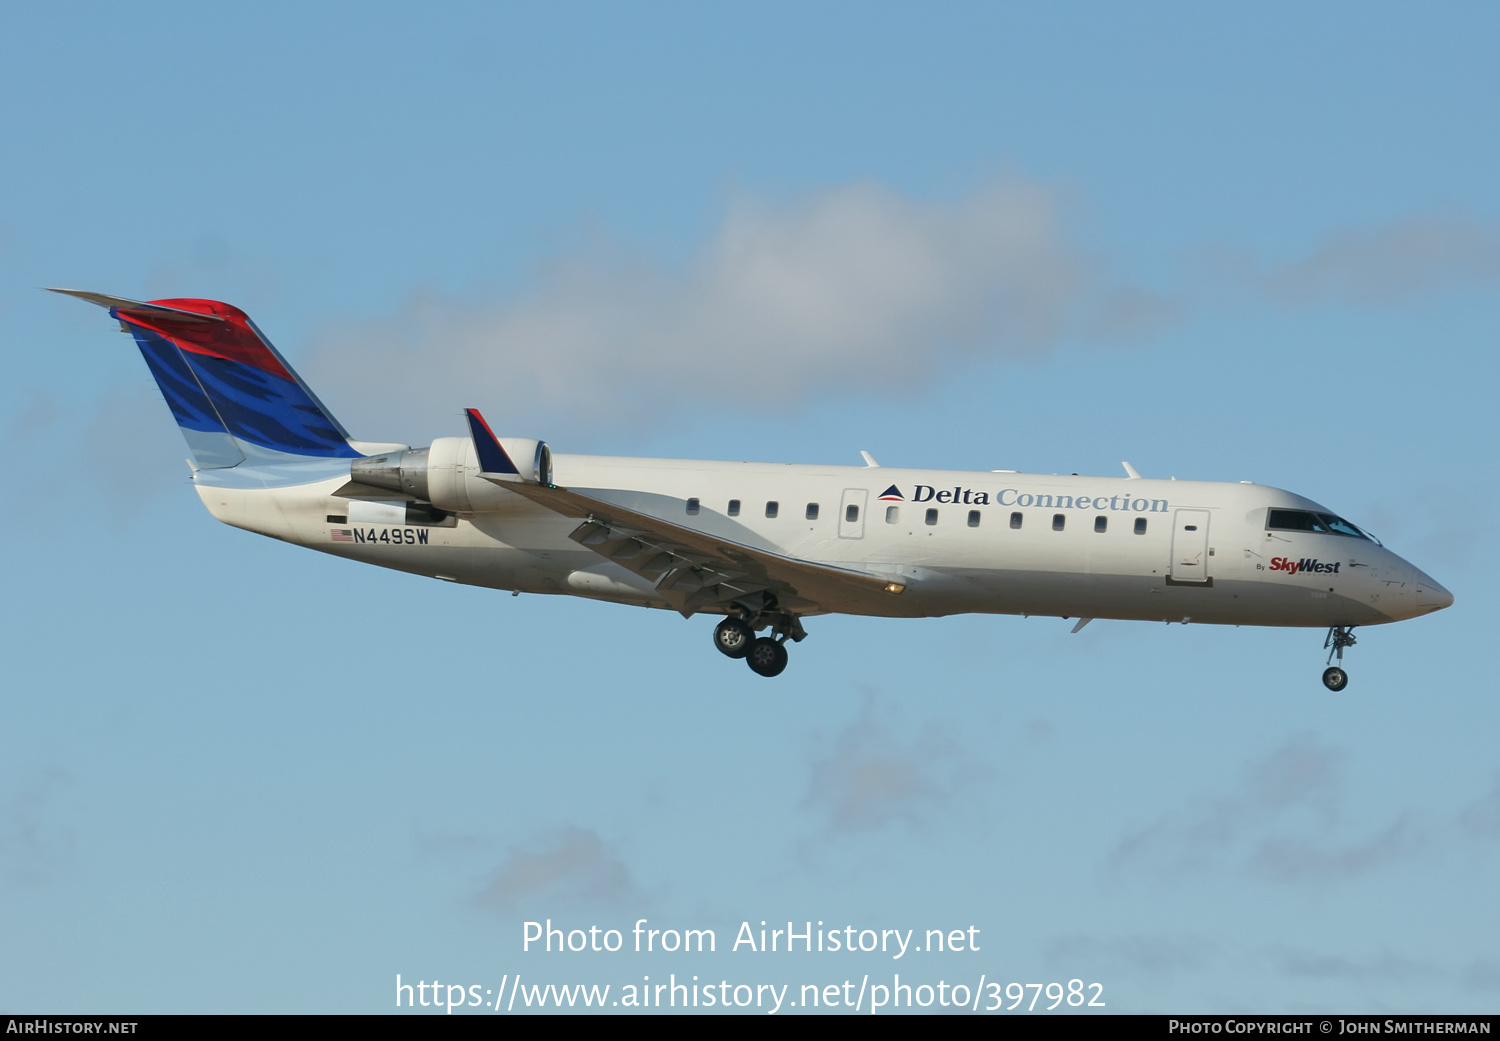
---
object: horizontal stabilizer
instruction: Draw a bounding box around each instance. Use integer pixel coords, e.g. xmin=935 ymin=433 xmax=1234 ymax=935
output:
xmin=46 ymin=288 xmax=224 ymax=323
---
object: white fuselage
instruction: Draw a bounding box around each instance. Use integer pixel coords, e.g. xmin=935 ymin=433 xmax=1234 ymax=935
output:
xmin=195 ymin=453 xmax=1451 ymax=629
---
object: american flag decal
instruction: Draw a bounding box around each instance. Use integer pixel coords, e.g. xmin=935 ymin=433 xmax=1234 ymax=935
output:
xmin=330 ymin=528 xmax=354 ymax=542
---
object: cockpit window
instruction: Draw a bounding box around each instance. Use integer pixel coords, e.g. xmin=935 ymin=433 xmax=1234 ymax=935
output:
xmin=1319 ymin=514 xmax=1369 ymax=539
xmin=1267 ymin=509 xmax=1327 ymax=533
xmin=1266 ymin=508 xmax=1374 ymax=541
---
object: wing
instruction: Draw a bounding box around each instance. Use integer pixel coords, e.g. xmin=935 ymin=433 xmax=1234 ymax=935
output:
xmin=464 ymin=410 xmax=905 ymax=618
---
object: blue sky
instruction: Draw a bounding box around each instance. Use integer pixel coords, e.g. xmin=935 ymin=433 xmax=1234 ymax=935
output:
xmin=2 ymin=1 xmax=1497 ymax=1014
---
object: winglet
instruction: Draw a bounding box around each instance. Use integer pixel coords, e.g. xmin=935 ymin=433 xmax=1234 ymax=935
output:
xmin=464 ymin=408 xmax=521 ymax=476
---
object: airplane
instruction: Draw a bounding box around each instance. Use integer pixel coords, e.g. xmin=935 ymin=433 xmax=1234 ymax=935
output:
xmin=50 ymin=289 xmax=1454 ymax=689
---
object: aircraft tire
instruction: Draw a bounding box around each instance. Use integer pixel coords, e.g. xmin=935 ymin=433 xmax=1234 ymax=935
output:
xmin=745 ymin=637 xmax=789 ymax=677
xmin=713 ymin=618 xmax=755 ymax=659
xmin=1322 ymin=666 xmax=1349 ymax=692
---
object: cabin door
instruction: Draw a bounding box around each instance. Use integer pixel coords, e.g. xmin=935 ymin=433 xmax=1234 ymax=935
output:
xmin=1170 ymin=509 xmax=1211 ymax=583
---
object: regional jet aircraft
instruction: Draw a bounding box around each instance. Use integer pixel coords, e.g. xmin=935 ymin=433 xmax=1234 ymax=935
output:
xmin=52 ymin=290 xmax=1453 ymax=688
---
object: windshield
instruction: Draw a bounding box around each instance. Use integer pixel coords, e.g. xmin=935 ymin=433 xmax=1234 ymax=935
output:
xmin=1266 ymin=508 xmax=1378 ymax=544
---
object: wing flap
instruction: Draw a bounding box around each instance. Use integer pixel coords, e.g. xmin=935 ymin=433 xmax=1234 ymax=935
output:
xmin=460 ymin=405 xmax=904 ymax=616
xmin=492 ymin=478 xmax=900 ymax=617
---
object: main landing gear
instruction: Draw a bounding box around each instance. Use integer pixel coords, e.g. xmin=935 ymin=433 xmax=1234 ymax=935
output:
xmin=712 ymin=604 xmax=805 ymax=678
xmin=1322 ymin=625 xmax=1357 ymax=691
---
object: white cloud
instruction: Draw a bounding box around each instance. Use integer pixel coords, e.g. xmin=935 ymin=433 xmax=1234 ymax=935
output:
xmin=310 ymin=179 xmax=1174 ymax=440
xmin=1250 ymin=813 xmax=1424 ymax=883
xmin=1212 ymin=214 xmax=1500 ymax=307
xmin=1110 ymin=734 xmax=1429 ymax=884
xmin=1047 ymin=932 xmax=1218 ymax=978
xmin=802 ymin=693 xmax=980 ymax=835
xmin=0 ymin=767 xmax=75 ymax=888
xmin=477 ymin=826 xmax=637 ymax=909
xmin=1273 ymin=947 xmax=1436 ymax=985
xmin=1459 ymin=774 xmax=1500 ymax=839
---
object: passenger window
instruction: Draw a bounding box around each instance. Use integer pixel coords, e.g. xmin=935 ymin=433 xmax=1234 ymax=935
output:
xmin=1134 ymin=517 xmax=1147 ymax=535
xmin=765 ymin=501 xmax=779 ymax=519
xmin=925 ymin=508 xmax=938 ymax=526
xmin=1094 ymin=516 xmax=1107 ymax=533
xmin=846 ymin=504 xmax=859 ymax=523
xmin=1010 ymin=512 xmax=1022 ymax=529
xmin=967 ymin=510 xmax=980 ymax=528
xmin=806 ymin=503 xmax=819 ymax=520
xmin=886 ymin=506 xmax=899 ymax=524
xmin=728 ymin=499 xmax=740 ymax=517
xmin=1053 ymin=514 xmax=1065 ymax=531
xmin=686 ymin=497 xmax=700 ymax=516
xmin=1184 ymin=524 xmax=1197 ymax=531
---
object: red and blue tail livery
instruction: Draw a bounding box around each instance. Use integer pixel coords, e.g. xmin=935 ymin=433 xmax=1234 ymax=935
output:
xmin=50 ymin=289 xmax=358 ymax=467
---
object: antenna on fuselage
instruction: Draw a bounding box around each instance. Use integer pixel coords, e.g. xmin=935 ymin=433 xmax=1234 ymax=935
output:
xmin=860 ymin=451 xmax=880 ymax=467
xmin=1122 ymin=462 xmax=1142 ymax=479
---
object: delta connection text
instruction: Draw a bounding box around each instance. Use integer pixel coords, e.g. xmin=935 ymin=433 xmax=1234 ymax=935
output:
xmin=896 ymin=484 xmax=1170 ymax=511
xmin=522 ymin=919 xmax=979 ymax=959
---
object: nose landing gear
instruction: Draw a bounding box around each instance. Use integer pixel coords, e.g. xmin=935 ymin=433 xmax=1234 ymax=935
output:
xmin=1322 ymin=625 xmax=1357 ymax=691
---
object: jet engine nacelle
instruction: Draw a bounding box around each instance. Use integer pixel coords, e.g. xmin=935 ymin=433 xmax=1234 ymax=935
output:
xmin=350 ymin=435 xmax=552 ymax=512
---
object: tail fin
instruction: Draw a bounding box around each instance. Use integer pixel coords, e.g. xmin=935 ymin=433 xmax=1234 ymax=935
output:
xmin=50 ymin=289 xmax=359 ymax=468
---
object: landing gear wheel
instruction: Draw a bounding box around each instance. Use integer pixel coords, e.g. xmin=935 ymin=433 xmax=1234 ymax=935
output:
xmin=1322 ymin=626 xmax=1357 ymax=691
xmin=745 ymin=637 xmax=789 ymax=677
xmin=713 ymin=618 xmax=755 ymax=659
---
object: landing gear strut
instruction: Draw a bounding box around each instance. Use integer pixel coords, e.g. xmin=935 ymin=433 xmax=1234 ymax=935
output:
xmin=711 ymin=601 xmax=805 ymax=677
xmin=1322 ymin=625 xmax=1357 ymax=691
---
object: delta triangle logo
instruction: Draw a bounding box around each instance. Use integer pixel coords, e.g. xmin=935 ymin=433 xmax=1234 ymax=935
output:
xmin=877 ymin=485 xmax=904 ymax=501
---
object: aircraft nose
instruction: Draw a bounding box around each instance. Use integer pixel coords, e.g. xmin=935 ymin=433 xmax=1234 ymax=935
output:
xmin=1414 ymin=572 xmax=1455 ymax=612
